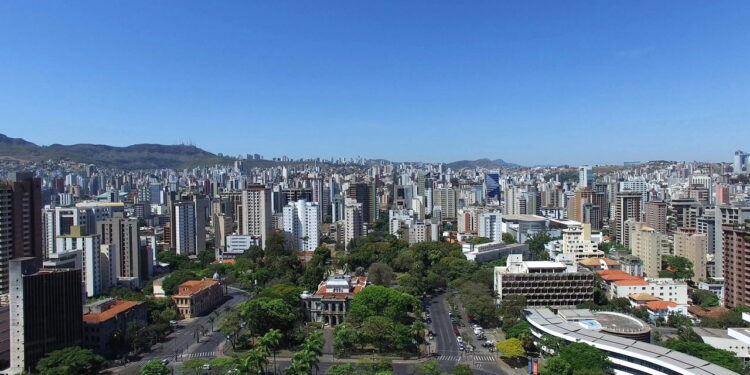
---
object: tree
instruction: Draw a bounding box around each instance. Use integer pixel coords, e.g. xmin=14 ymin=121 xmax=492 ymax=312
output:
xmin=538 ymin=334 xmax=567 ymax=356
xmin=661 ymin=255 xmax=695 ymax=280
xmin=664 ymin=339 xmax=743 ymax=373
xmin=691 ymin=289 xmax=720 ymax=307
xmin=348 ymin=286 xmax=418 ymax=324
xmin=451 ymin=365 xmax=473 ymax=375
xmin=361 ymin=316 xmax=397 ymax=352
xmin=236 ymin=349 xmax=268 ymax=375
xmin=506 ymin=321 xmax=531 ymax=339
xmin=36 ymin=347 xmax=105 ymax=375
xmin=334 ymin=323 xmax=360 ymax=356
xmin=141 ymin=360 xmax=171 ymax=375
xmin=502 ymin=233 xmax=517 ymax=244
xmin=238 ymin=297 xmax=297 ymax=336
xmin=218 ymin=309 xmax=244 ymax=349
xmin=258 ymin=328 xmax=283 ymax=375
xmin=210 ymin=358 xmax=236 ymax=375
xmin=469 ymin=237 xmax=492 ymax=245
xmin=496 ymin=338 xmax=526 ymax=359
xmin=558 ymin=343 xmax=609 ymax=373
xmin=540 ymin=357 xmax=571 ymax=375
xmin=367 ymin=263 xmax=395 ymax=286
xmin=162 ymin=269 xmax=200 ymax=295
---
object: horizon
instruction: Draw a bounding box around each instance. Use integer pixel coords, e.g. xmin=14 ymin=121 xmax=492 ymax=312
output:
xmin=1 ymin=2 xmax=749 ymax=165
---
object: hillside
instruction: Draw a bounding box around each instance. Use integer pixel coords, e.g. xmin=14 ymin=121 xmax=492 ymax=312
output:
xmin=0 ymin=134 xmax=229 ymax=169
xmin=445 ymin=158 xmax=521 ymax=170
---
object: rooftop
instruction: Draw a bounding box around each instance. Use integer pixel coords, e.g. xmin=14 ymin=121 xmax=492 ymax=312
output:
xmin=629 ymin=293 xmax=661 ymax=302
xmin=645 ymin=301 xmax=678 ymax=310
xmin=175 ymin=279 xmax=220 ymax=296
xmin=83 ymin=300 xmax=143 ymax=323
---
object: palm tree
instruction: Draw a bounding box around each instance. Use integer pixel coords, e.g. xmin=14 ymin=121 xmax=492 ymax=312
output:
xmin=257 ymin=329 xmax=282 ymax=374
xmin=236 ymin=350 xmax=267 ymax=375
xmin=294 ymin=350 xmax=319 ymax=375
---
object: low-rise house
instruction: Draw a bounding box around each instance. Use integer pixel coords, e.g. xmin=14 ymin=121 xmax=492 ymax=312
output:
xmin=82 ymin=299 xmax=148 ymax=358
xmin=301 ymin=275 xmax=367 ymax=326
xmin=597 ymin=270 xmax=688 ymax=305
xmin=172 ymin=279 xmax=224 ymax=319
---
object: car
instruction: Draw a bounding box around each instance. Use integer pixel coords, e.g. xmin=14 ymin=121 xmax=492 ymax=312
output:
xmin=457 ymin=337 xmax=463 ymax=343
xmin=202 ymin=364 xmax=211 ymax=371
xmin=458 ymin=344 xmax=465 ymax=351
xmin=161 ymin=359 xmax=170 ymax=365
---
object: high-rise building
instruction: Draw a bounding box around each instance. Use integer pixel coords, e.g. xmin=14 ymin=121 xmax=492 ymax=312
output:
xmin=734 ymin=150 xmax=749 ymax=174
xmin=170 ymin=198 xmax=206 ymax=256
xmin=561 ymin=224 xmax=604 ymax=261
xmin=644 ymin=200 xmax=667 ymax=234
xmin=614 ymin=191 xmax=643 ymax=246
xmin=98 ymin=213 xmax=144 ymax=286
xmin=484 ymin=173 xmax=500 ymax=202
xmin=674 ymin=228 xmax=707 ymax=282
xmin=578 ymin=165 xmax=594 ymax=189
xmin=241 ymin=184 xmax=272 ymax=248
xmin=347 ymin=183 xmax=375 ymax=223
xmin=568 ymin=188 xmax=605 ymax=230
xmin=626 ymin=221 xmax=670 ymax=278
xmin=715 ymin=205 xmax=750 ymax=278
xmin=10 ymin=258 xmax=83 ymax=374
xmin=715 ymin=184 xmax=730 ymax=205
xmin=0 ymin=172 xmax=43 ymax=294
xmin=723 ymin=223 xmax=750 ymax=308
xmin=670 ymin=198 xmax=700 ymax=232
xmin=344 ymin=200 xmax=363 ymax=248
xmin=432 ymin=187 xmax=457 ymax=219
xmin=55 ymin=226 xmax=103 ymax=297
xmin=478 ymin=211 xmax=503 ymax=243
xmin=282 ymin=200 xmax=320 ymax=251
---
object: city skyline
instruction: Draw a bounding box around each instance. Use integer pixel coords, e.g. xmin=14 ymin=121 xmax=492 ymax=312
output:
xmin=1 ymin=1 xmax=749 ymax=165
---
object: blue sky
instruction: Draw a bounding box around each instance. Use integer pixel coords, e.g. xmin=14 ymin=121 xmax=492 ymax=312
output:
xmin=0 ymin=1 xmax=748 ymax=166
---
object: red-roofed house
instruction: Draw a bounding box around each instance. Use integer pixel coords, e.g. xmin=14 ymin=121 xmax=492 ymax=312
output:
xmin=300 ymin=275 xmax=367 ymax=326
xmin=597 ymin=270 xmax=689 ymax=305
xmin=172 ymin=279 xmax=224 ymax=319
xmin=82 ymin=298 xmax=148 ymax=357
xmin=645 ymin=300 xmax=688 ymax=320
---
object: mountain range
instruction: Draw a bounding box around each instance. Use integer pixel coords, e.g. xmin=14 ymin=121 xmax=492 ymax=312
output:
xmin=0 ymin=134 xmax=521 ymax=170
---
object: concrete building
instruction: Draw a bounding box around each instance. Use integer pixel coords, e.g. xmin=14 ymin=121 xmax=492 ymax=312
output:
xmin=82 ymin=299 xmax=148 ymax=358
xmin=10 ymin=258 xmax=83 ymax=374
xmin=172 ymin=279 xmax=224 ymax=319
xmin=494 ymin=254 xmax=594 ymax=307
xmin=432 ymin=187 xmax=457 ymax=220
xmin=344 ymin=200 xmax=364 ymax=248
xmin=626 ymin=221 xmax=670 ymax=278
xmin=0 ymin=173 xmax=43 ymax=294
xmin=674 ymin=228 xmax=707 ymax=282
xmin=715 ymin=205 xmax=750 ymax=279
xmin=644 ymin=200 xmax=667 ymax=234
xmin=477 ymin=211 xmax=503 ymax=243
xmin=671 ymin=198 xmax=700 ymax=232
xmin=98 ymin=212 xmax=145 ymax=287
xmin=561 ymin=223 xmax=604 ymax=261
xmin=597 ymin=270 xmax=689 ymax=305
xmin=282 ymin=200 xmax=320 ymax=251
xmin=346 ymin=182 xmax=376 ymax=223
xmin=218 ymin=235 xmax=260 ymax=260
xmin=578 ymin=165 xmax=594 ymax=189
xmin=462 ymin=242 xmax=528 ymax=262
xmin=407 ymin=220 xmax=437 ymax=245
xmin=614 ymin=191 xmax=643 ymax=246
xmin=723 ymin=223 xmax=750 ymax=308
xmin=242 ymin=184 xmax=272 ymax=248
xmin=55 ymin=226 xmax=103 ymax=297
xmin=735 ymin=150 xmax=749 ymax=174
xmin=301 ymin=275 xmax=367 ymax=326
xmin=170 ymin=199 xmax=206 ymax=256
xmin=525 ymin=308 xmax=738 ymax=375
xmin=693 ymin=327 xmax=750 ymax=363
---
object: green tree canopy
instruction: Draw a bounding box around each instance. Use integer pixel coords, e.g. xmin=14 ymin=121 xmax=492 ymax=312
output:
xmin=540 ymin=356 xmax=572 ymax=375
xmin=558 ymin=343 xmax=609 ymax=372
xmin=660 ymin=255 xmax=695 ymax=280
xmin=36 ymin=347 xmax=105 ymax=375
xmin=664 ymin=339 xmax=743 ymax=373
xmin=140 ymin=360 xmax=170 ymax=375
xmin=348 ymin=285 xmax=418 ymax=324
xmin=238 ymin=296 xmax=298 ymax=336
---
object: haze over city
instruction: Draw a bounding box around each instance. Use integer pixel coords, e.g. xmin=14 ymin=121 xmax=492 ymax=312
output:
xmin=1 ymin=1 xmax=749 ymax=165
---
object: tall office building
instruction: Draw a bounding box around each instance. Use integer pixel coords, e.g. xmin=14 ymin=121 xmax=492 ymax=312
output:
xmin=432 ymin=187 xmax=457 ymax=219
xmin=715 ymin=184 xmax=730 ymax=205
xmin=0 ymin=172 xmax=43 ymax=294
xmin=735 ymin=150 xmax=749 ymax=174
xmin=344 ymin=200 xmax=364 ymax=248
xmin=644 ymin=200 xmax=668 ymax=234
xmin=170 ymin=199 xmax=206 ymax=256
xmin=98 ymin=213 xmax=144 ymax=286
xmin=568 ymin=188 xmax=605 ymax=230
xmin=478 ymin=211 xmax=503 ymax=243
xmin=241 ymin=184 xmax=272 ymax=248
xmin=484 ymin=173 xmax=500 ymax=202
xmin=714 ymin=205 xmax=750 ymax=278
xmin=347 ymin=183 xmax=375 ymax=224
xmin=578 ymin=165 xmax=594 ymax=188
xmin=674 ymin=228 xmax=707 ymax=282
xmin=10 ymin=258 xmax=83 ymax=374
xmin=670 ymin=198 xmax=700 ymax=232
xmin=42 ymin=206 xmax=94 ymax=257
xmin=723 ymin=223 xmax=750 ymax=307
xmin=282 ymin=200 xmax=320 ymax=251
xmin=614 ymin=191 xmax=643 ymax=246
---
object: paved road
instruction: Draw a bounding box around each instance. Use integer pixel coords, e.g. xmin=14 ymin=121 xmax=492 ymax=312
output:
xmin=112 ymin=286 xmax=250 ymax=373
xmin=427 ymin=293 xmax=509 ymax=375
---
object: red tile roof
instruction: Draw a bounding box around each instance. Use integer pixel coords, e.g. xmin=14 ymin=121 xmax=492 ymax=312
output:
xmin=645 ymin=301 xmax=678 ymax=310
xmin=83 ymin=300 xmax=143 ymax=323
xmin=176 ymin=280 xmax=220 ymax=296
xmin=314 ymin=276 xmax=367 ymax=299
xmin=614 ymin=279 xmax=650 ymax=286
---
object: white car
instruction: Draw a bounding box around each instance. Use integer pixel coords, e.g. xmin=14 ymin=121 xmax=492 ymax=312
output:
xmin=457 ymin=336 xmax=463 ymax=343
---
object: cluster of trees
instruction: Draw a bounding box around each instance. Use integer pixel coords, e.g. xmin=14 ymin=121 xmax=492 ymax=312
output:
xmin=334 ymin=286 xmax=423 ymax=355
xmin=691 ymin=289 xmax=720 ymax=307
xmin=36 ymin=347 xmax=105 ymax=375
xmin=540 ymin=342 xmax=610 ymax=375
xmin=659 ymin=255 xmax=695 ymax=280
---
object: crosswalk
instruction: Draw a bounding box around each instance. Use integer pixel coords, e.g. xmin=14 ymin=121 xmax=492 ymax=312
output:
xmin=182 ymin=351 xmax=219 ymax=359
xmin=437 ymin=354 xmax=498 ymax=362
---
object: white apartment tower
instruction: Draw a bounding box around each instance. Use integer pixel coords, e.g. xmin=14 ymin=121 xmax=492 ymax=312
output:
xmin=242 ymin=184 xmax=272 ymax=248
xmin=283 ymin=200 xmax=320 ymax=251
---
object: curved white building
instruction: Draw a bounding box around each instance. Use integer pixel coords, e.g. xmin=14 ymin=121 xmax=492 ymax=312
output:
xmin=524 ymin=308 xmax=738 ymax=375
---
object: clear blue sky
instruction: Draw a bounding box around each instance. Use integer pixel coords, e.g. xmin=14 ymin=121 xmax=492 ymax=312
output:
xmin=1 ymin=1 xmax=748 ymax=166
